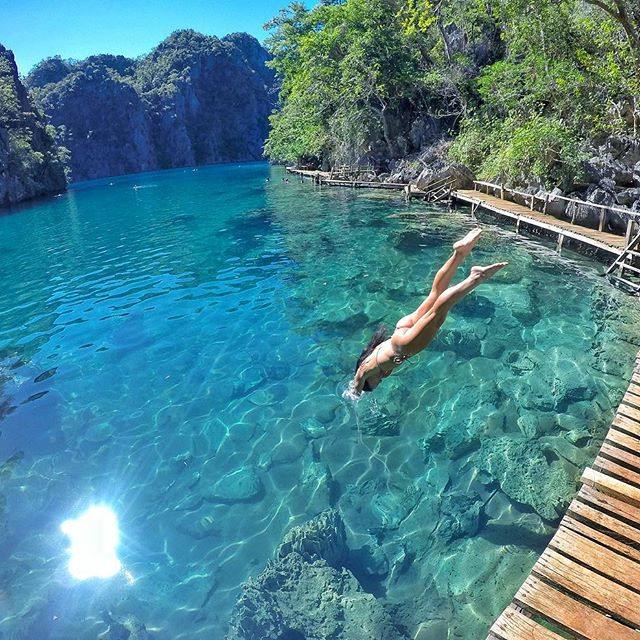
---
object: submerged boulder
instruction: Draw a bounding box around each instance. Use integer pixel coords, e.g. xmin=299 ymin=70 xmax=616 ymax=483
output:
xmin=479 ymin=436 xmax=575 ymax=521
xmin=226 ymin=509 xmax=406 ymax=640
xmin=203 ymin=466 xmax=263 ymax=504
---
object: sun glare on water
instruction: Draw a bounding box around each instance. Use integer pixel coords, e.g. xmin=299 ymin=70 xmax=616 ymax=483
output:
xmin=60 ymin=505 xmax=122 ymax=580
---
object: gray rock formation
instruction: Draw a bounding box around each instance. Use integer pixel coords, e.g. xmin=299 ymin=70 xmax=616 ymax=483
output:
xmin=226 ymin=509 xmax=408 ymax=640
xmin=26 ymin=30 xmax=276 ymax=182
xmin=0 ymin=44 xmax=67 ymax=206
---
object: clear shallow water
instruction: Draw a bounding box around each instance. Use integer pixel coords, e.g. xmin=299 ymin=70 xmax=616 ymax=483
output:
xmin=0 ymin=163 xmax=639 ymax=639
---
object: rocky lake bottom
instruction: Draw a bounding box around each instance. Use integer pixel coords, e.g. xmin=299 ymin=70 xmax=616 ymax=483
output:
xmin=0 ymin=163 xmax=639 ymax=639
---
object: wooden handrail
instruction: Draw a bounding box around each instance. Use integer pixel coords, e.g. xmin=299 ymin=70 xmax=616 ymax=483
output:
xmin=473 ymin=180 xmax=640 ymax=220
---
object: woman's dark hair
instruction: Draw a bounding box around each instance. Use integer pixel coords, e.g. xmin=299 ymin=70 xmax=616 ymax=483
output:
xmin=355 ymin=324 xmax=388 ymax=392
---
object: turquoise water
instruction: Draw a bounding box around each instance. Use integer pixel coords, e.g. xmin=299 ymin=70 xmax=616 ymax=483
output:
xmin=0 ymin=162 xmax=639 ymax=639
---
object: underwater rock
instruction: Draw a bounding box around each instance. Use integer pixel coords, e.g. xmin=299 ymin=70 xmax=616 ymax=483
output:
xmin=501 ymin=347 xmax=594 ymax=411
xmin=175 ymin=511 xmax=218 ymax=540
xmin=299 ymin=442 xmax=335 ymax=515
xmin=227 ymin=509 xmax=407 ymax=640
xmin=516 ymin=411 xmax=556 ymax=438
xmin=301 ymin=417 xmax=329 ymax=439
xmin=204 ymin=467 xmax=263 ymax=504
xmin=258 ymin=437 xmax=306 ymax=470
xmin=434 ymin=328 xmax=482 ymax=359
xmin=434 ymin=492 xmax=482 ymax=543
xmin=413 ymin=620 xmax=449 ymax=640
xmin=479 ymin=436 xmax=574 ymax=521
xmin=540 ymin=435 xmax=587 ymax=467
xmin=103 ymin=611 xmax=152 ymax=640
xmin=423 ymin=384 xmax=503 ymax=459
xmin=372 ymin=484 xmax=423 ymax=530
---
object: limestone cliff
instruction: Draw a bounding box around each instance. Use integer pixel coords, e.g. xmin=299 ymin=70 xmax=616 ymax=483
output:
xmin=0 ymin=44 xmax=67 ymax=206
xmin=26 ymin=31 xmax=276 ymax=182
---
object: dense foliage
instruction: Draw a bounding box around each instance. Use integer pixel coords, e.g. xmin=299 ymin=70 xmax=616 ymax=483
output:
xmin=0 ymin=44 xmax=67 ymax=206
xmin=265 ymin=0 xmax=639 ymax=186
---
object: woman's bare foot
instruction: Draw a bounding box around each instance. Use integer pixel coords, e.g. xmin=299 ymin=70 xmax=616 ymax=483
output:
xmin=470 ymin=262 xmax=508 ymax=281
xmin=453 ymin=228 xmax=482 ymax=256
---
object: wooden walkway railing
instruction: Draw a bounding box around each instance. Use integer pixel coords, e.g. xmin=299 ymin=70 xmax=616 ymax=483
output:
xmin=473 ymin=180 xmax=640 ymax=245
xmin=488 ymin=351 xmax=640 ymax=640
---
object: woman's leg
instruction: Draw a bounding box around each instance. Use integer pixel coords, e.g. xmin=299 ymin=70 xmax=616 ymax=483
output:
xmin=393 ymin=262 xmax=507 ymax=354
xmin=396 ymin=228 xmax=482 ymax=329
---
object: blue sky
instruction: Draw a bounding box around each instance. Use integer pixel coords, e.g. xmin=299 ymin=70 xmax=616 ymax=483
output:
xmin=0 ymin=0 xmax=292 ymax=75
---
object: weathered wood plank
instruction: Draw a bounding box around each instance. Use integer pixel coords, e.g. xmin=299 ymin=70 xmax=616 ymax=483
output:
xmin=623 ymin=391 xmax=640 ymax=408
xmin=627 ymin=382 xmax=640 ymax=398
xmin=606 ymin=426 xmax=640 ymax=454
xmin=490 ymin=605 xmax=565 ymax=640
xmin=550 ymin=526 xmax=640 ymax=591
xmin=612 ymin=414 xmax=640 ymax=438
xmin=515 ymin=575 xmax=639 ymax=640
xmin=562 ymin=515 xmax=640 ymax=561
xmin=578 ymin=484 xmax=640 ymax=528
xmin=534 ymin=547 xmax=640 ymax=626
xmin=600 ymin=441 xmax=640 ymax=472
xmin=618 ymin=403 xmax=640 ymax=424
xmin=569 ymin=497 xmax=640 ymax=545
xmin=581 ymin=467 xmax=640 ymax=508
xmin=594 ymin=454 xmax=640 ymax=486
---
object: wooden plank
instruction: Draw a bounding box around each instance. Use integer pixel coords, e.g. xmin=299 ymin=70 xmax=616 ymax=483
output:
xmin=594 ymin=454 xmax=640 ymax=486
xmin=490 ymin=605 xmax=565 ymax=640
xmin=578 ymin=485 xmax=640 ymax=529
xmin=581 ymin=467 xmax=640 ymax=508
xmin=618 ymin=403 xmax=640 ymax=425
xmin=606 ymin=426 xmax=640 ymax=453
xmin=600 ymin=441 xmax=640 ymax=472
xmin=569 ymin=497 xmax=640 ymax=545
xmin=534 ymin=547 xmax=640 ymax=626
xmin=623 ymin=391 xmax=640 ymax=408
xmin=550 ymin=526 xmax=640 ymax=591
xmin=562 ymin=514 xmax=640 ymax=562
xmin=629 ymin=382 xmax=640 ymax=398
xmin=515 ymin=575 xmax=639 ymax=640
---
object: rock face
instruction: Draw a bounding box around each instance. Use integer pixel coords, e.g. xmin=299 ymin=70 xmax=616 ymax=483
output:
xmin=0 ymin=44 xmax=67 ymax=206
xmin=26 ymin=30 xmax=276 ymax=182
xmin=227 ymin=509 xmax=407 ymax=640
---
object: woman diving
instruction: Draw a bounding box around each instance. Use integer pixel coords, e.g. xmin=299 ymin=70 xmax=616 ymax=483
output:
xmin=352 ymin=228 xmax=507 ymax=394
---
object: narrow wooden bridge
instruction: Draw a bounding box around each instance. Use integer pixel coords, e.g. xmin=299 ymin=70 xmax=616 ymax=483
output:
xmin=488 ymin=351 xmax=640 ymax=640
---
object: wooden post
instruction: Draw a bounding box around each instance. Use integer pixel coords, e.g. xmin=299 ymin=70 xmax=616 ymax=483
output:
xmin=571 ymin=202 xmax=577 ymax=225
xmin=543 ymin=194 xmax=549 ymax=215
xmin=516 ymin=218 xmax=521 ymax=234
xmin=500 ymin=184 xmax=505 ymax=200
xmin=557 ymin=233 xmax=565 ymax=253
xmin=598 ymin=209 xmax=606 ymax=232
xmin=530 ymin=195 xmax=534 ymax=211
xmin=625 ymin=218 xmax=634 ymax=245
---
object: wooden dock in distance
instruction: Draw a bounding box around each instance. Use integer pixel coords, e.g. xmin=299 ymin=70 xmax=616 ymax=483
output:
xmin=487 ymin=351 xmax=640 ymax=640
xmin=452 ymin=188 xmax=629 ymax=257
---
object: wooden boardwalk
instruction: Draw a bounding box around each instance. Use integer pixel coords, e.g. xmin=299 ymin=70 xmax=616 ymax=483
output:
xmin=453 ymin=189 xmax=629 ymax=257
xmin=488 ymin=351 xmax=640 ymax=640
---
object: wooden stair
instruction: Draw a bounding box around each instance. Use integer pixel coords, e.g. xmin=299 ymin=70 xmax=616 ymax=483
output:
xmin=606 ymin=229 xmax=640 ymax=294
xmin=420 ymin=176 xmax=455 ymax=203
xmin=487 ymin=352 xmax=640 ymax=640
